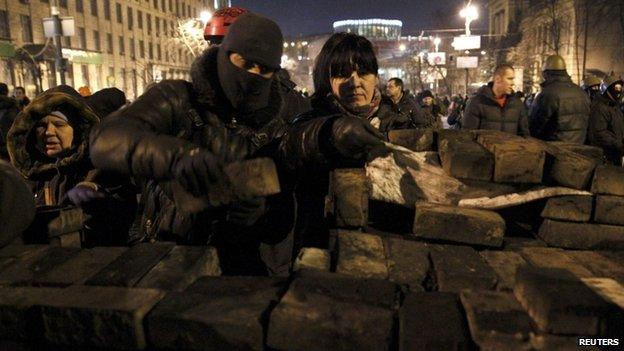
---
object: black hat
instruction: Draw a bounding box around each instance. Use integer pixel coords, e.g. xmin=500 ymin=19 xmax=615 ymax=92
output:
xmin=220 ymin=12 xmax=283 ymax=70
xmin=421 ymin=90 xmax=434 ymax=99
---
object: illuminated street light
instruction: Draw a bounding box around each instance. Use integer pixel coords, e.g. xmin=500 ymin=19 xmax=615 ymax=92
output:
xmin=481 ymin=50 xmax=486 ymax=55
xmin=459 ymin=3 xmax=479 ymax=36
xmin=399 ymin=43 xmax=406 ymax=52
xmin=199 ymin=10 xmax=212 ymax=25
xmin=433 ymin=37 xmax=441 ymax=52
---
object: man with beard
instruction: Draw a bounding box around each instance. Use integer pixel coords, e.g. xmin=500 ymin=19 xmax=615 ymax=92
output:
xmin=588 ymin=75 xmax=624 ymax=165
xmin=89 ymin=13 xmax=297 ymax=275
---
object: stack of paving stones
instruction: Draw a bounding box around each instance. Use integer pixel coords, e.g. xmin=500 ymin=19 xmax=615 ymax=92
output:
xmin=1 ymin=129 xmax=624 ymax=350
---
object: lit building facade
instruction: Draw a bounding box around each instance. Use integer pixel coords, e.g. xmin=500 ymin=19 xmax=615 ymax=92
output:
xmin=0 ymin=0 xmax=213 ymax=100
xmin=333 ymin=19 xmax=402 ymax=40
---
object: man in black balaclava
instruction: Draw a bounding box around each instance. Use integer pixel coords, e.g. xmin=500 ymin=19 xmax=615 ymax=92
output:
xmin=588 ymin=75 xmax=624 ymax=165
xmin=90 ymin=13 xmax=298 ymax=276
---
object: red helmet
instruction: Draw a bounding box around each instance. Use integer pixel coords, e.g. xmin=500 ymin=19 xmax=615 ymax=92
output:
xmin=204 ymin=7 xmax=249 ymax=44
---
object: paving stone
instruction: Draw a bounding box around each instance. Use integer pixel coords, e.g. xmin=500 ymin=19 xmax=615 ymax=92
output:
xmin=40 ymin=285 xmax=165 ymax=349
xmin=267 ymin=272 xmax=395 ymax=351
xmin=85 ymin=242 xmax=174 ymax=287
xmin=136 ymin=246 xmax=220 ymax=291
xmin=542 ymin=143 xmax=597 ymax=189
xmin=438 ymin=137 xmax=493 ymax=181
xmin=476 ymin=133 xmax=545 ymax=183
xmin=33 ymin=247 xmax=127 ymax=287
xmin=399 ymin=292 xmax=472 ymax=351
xmin=413 ymin=202 xmax=505 ymax=247
xmin=436 ymin=129 xmax=476 ymax=146
xmin=480 ymin=251 xmax=527 ymax=291
xmin=459 ymin=290 xmax=534 ymax=350
xmin=383 ymin=237 xmax=429 ymax=291
xmin=429 ymin=245 xmax=498 ymax=292
xmin=293 ymin=247 xmax=331 ymax=271
xmin=591 ymin=165 xmax=624 ymax=196
xmin=502 ymin=237 xmax=547 ymax=250
xmin=147 ymin=276 xmax=287 ymax=351
xmin=567 ymin=251 xmax=624 ymax=284
xmin=581 ymin=278 xmax=624 ymax=310
xmin=537 ymin=219 xmax=624 ymax=250
xmin=594 ymin=195 xmax=624 ymax=225
xmin=0 ymin=286 xmax=62 ymax=341
xmin=519 ymin=247 xmax=594 ymax=278
xmin=540 ymin=195 xmax=592 ymax=222
xmin=549 ymin=141 xmax=604 ymax=163
xmin=289 ymin=269 xmax=399 ymax=309
xmin=513 ymin=265 xmax=622 ymax=335
xmin=335 ymin=230 xmax=388 ymax=279
xmin=330 ymin=169 xmax=369 ymax=228
xmin=388 ymin=128 xmax=434 ymax=151
xmin=0 ymin=247 xmax=81 ymax=286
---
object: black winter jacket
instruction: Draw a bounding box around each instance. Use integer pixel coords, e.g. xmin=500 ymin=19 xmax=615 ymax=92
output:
xmin=382 ymin=92 xmax=430 ymax=129
xmin=462 ymin=83 xmax=529 ymax=136
xmin=89 ymin=47 xmax=302 ymax=261
xmin=529 ymin=72 xmax=590 ymax=143
xmin=588 ymin=94 xmax=624 ymax=165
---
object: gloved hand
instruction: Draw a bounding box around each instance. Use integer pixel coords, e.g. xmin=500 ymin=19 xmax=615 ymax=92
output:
xmin=173 ymin=148 xmax=226 ymax=198
xmin=330 ymin=115 xmax=386 ymax=160
xmin=66 ymin=183 xmax=105 ymax=207
xmin=226 ymin=197 xmax=266 ymax=227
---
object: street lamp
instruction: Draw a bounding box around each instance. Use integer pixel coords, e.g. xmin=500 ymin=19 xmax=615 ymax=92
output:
xmin=199 ymin=10 xmax=212 ymax=25
xmin=459 ymin=3 xmax=479 ymax=36
xmin=433 ymin=37 xmax=441 ymax=52
xmin=399 ymin=43 xmax=406 ymax=52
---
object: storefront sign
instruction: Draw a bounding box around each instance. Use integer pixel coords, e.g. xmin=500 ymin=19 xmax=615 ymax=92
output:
xmin=62 ymin=48 xmax=102 ymax=65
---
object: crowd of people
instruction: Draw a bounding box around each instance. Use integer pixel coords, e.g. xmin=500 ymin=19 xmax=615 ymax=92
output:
xmin=0 ymin=8 xmax=622 ymax=276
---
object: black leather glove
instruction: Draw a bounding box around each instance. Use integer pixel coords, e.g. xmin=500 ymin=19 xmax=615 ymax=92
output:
xmin=226 ymin=197 xmax=266 ymax=227
xmin=330 ymin=115 xmax=386 ymax=160
xmin=173 ymin=148 xmax=226 ymax=198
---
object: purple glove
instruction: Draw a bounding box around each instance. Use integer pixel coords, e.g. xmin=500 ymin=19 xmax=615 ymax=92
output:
xmin=66 ymin=184 xmax=105 ymax=207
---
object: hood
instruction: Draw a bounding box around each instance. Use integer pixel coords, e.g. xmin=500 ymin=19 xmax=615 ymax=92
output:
xmin=190 ymin=46 xmax=284 ymax=130
xmin=85 ymin=88 xmax=126 ymax=118
xmin=541 ymin=71 xmax=572 ymax=86
xmin=7 ymin=89 xmax=100 ymax=179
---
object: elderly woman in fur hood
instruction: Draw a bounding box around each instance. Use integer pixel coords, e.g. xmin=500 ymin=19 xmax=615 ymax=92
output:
xmin=7 ymin=86 xmax=136 ymax=246
xmin=89 ymin=13 xmax=310 ymax=275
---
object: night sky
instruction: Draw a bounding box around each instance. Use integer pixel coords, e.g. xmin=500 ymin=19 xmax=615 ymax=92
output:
xmin=232 ymin=0 xmax=487 ymax=38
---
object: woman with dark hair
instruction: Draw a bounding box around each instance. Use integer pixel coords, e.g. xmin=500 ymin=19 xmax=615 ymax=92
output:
xmin=281 ymin=32 xmax=392 ymax=251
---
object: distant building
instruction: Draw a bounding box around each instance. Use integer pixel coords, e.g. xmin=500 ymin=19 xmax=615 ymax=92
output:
xmin=0 ymin=0 xmax=213 ymax=100
xmin=487 ymin=0 xmax=624 ymax=93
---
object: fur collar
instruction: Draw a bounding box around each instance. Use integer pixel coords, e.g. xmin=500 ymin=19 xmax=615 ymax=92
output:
xmin=7 ymin=91 xmax=99 ymax=179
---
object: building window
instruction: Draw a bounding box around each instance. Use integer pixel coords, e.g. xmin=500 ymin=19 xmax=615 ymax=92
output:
xmin=147 ymin=14 xmax=152 ymax=35
xmin=139 ymin=40 xmax=145 ymax=58
xmin=169 ymin=0 xmax=173 ymax=12
xmin=181 ymin=2 xmax=186 ymax=17
xmin=153 ymin=0 xmax=158 ymax=9
xmin=78 ymin=27 xmax=86 ymax=49
xmin=161 ymin=0 xmax=166 ymax=13
xmin=62 ymin=36 xmax=71 ymax=48
xmin=0 ymin=10 xmax=10 ymax=39
xmin=93 ymin=30 xmax=100 ymax=51
xmin=157 ymin=44 xmax=161 ymax=61
xmin=155 ymin=17 xmax=160 ymax=35
xmin=149 ymin=42 xmax=153 ymax=59
xmin=116 ymin=3 xmax=122 ymax=24
xmin=59 ymin=0 xmax=68 ymax=8
xmin=81 ymin=65 xmax=89 ymax=86
xmin=106 ymin=33 xmax=113 ymax=54
xmin=76 ymin=0 xmax=84 ymax=13
xmin=138 ymin=11 xmax=143 ymax=29
xmin=127 ymin=7 xmax=133 ymax=30
xmin=90 ymin=0 xmax=98 ymax=16
xmin=118 ymin=36 xmax=125 ymax=55
xmin=20 ymin=15 xmax=33 ymax=43
xmin=104 ymin=0 xmax=111 ymax=20
xmin=130 ymin=38 xmax=135 ymax=58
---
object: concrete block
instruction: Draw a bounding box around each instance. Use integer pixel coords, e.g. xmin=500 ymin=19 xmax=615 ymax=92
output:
xmin=413 ymin=202 xmax=505 ymax=247
xmin=519 ymin=247 xmax=594 ymax=278
xmin=543 ymin=143 xmax=597 ymax=189
xmin=330 ymin=169 xmax=369 ymax=228
xmin=388 ymin=128 xmax=434 ymax=151
xmin=136 ymin=246 xmax=220 ymax=291
xmin=594 ymin=195 xmax=624 ymax=225
xmin=537 ymin=219 xmax=624 ymax=250
xmin=540 ymin=195 xmax=592 ymax=222
xmin=591 ymin=165 xmax=624 ymax=195
xmin=438 ymin=137 xmax=493 ymax=181
xmin=480 ymin=251 xmax=527 ymax=291
xmin=477 ymin=133 xmax=545 ymax=183
xmin=384 ymin=237 xmax=429 ymax=291
xmin=429 ymin=245 xmax=498 ymax=292
xmin=0 ymin=247 xmax=80 ymax=286
xmin=293 ymin=247 xmax=330 ymax=271
xmin=335 ymin=230 xmax=388 ymax=279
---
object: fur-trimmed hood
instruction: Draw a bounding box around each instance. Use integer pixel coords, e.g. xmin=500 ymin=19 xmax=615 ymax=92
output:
xmin=190 ymin=46 xmax=284 ymax=130
xmin=7 ymin=89 xmax=100 ymax=179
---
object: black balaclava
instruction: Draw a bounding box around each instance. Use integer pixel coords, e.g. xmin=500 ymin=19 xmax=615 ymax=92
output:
xmin=606 ymin=83 xmax=623 ymax=102
xmin=217 ymin=13 xmax=283 ymax=116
